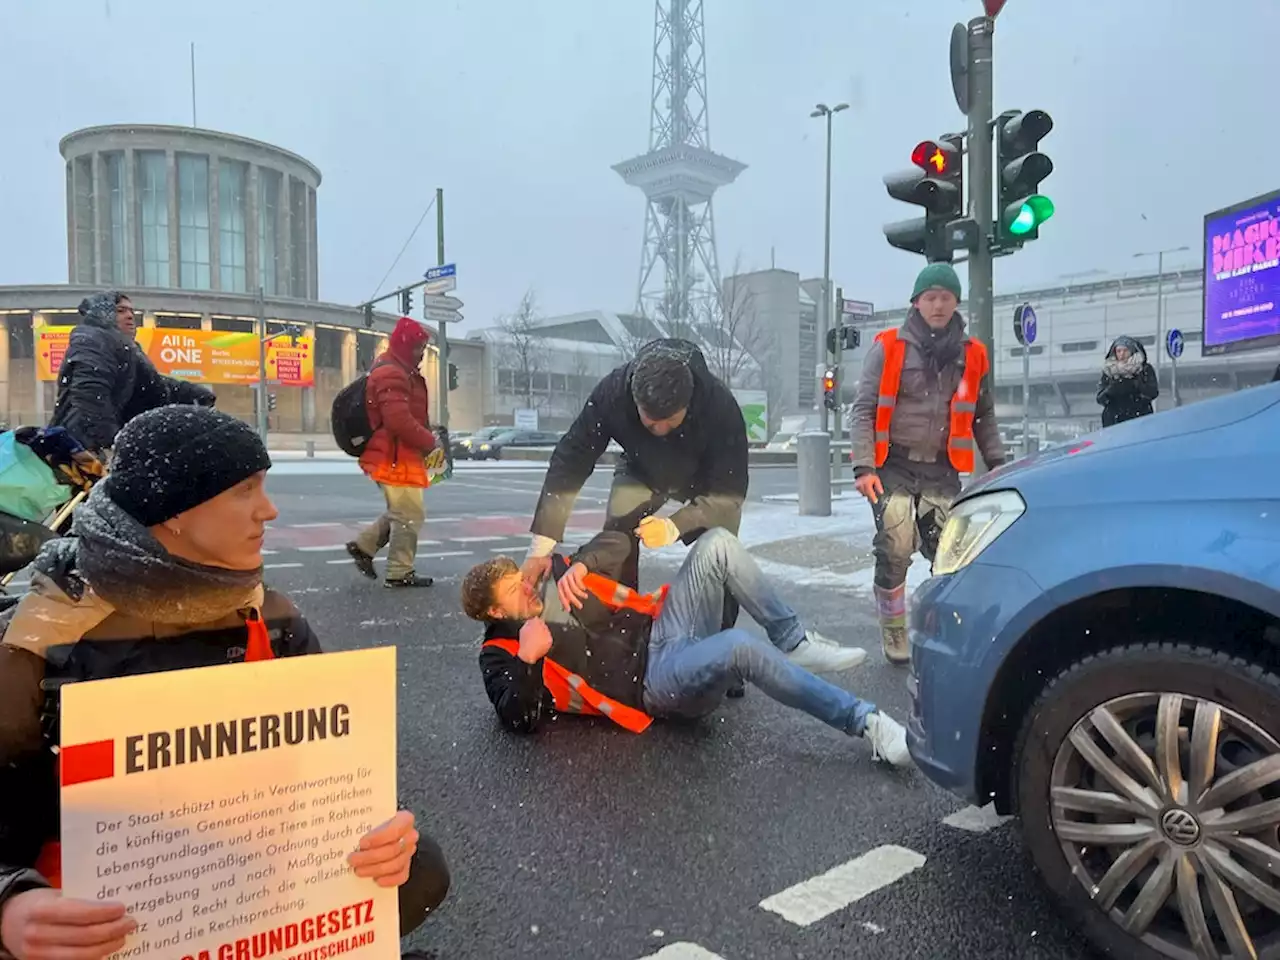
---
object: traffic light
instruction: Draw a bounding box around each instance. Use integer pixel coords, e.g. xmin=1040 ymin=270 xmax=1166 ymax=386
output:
xmin=363 ymin=304 xmax=374 ymax=328
xmin=267 ymin=393 xmax=278 ymax=413
xmin=883 ymin=135 xmax=964 ymax=262
xmin=400 ymin=289 xmax=414 ymax=315
xmin=822 ymin=367 xmax=838 ymax=411
xmin=995 ymin=109 xmax=1054 ymax=248
xmin=447 ymin=362 xmax=458 ymax=391
xmin=826 ymin=326 xmax=863 ymax=354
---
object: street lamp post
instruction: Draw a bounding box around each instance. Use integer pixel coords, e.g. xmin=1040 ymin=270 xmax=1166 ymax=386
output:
xmin=811 ymin=102 xmax=848 ymax=436
xmin=1134 ymin=245 xmax=1190 ymax=406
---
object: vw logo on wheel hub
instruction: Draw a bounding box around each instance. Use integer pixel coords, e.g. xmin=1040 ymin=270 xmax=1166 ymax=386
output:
xmin=1160 ymin=808 xmax=1202 ymax=846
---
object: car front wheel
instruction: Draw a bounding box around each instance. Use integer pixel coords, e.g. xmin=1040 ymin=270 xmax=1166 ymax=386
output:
xmin=1015 ymin=642 xmax=1280 ymax=960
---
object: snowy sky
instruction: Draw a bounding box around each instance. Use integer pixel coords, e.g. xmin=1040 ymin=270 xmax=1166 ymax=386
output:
xmin=2 ymin=0 xmax=1276 ymax=326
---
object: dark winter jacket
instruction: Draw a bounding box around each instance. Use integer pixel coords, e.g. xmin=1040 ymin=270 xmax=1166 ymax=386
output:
xmin=1097 ymin=335 xmax=1159 ymax=427
xmin=479 ymin=531 xmax=652 ymax=733
xmin=531 ymin=339 xmax=749 ymax=544
xmin=48 ymin=293 xmax=210 ymax=453
xmin=0 ymin=560 xmax=320 ymax=910
xmin=849 ymin=310 xmax=1004 ymax=474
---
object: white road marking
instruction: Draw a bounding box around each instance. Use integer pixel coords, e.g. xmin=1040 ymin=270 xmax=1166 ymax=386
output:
xmin=426 ymin=517 xmax=464 ymax=523
xmin=415 ymin=550 xmax=474 ymax=559
xmin=636 ymin=945 xmax=726 ymax=960
xmin=942 ymin=803 xmax=1012 ymax=833
xmin=473 ymin=514 xmax=514 ymax=519
xmin=451 ymin=535 xmax=508 ymax=543
xmin=262 ymin=549 xmax=279 ymax=555
xmin=264 ymin=562 xmax=304 ymax=570
xmin=298 ymin=545 xmax=348 ymax=552
xmin=489 ymin=546 xmax=523 ymax=553
xmin=289 ymin=522 xmax=342 ymax=528
xmin=758 ymin=844 xmax=927 ymax=927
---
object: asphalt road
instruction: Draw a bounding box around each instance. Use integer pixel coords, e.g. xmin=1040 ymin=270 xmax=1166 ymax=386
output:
xmin=232 ymin=462 xmax=1096 ymax=959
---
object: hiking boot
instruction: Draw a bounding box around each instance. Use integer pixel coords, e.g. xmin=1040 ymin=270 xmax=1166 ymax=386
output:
xmin=873 ymin=583 xmax=911 ymax=665
xmin=385 ymin=571 xmax=434 ymax=589
xmin=880 ymin=624 xmax=910 ymax=665
xmin=346 ymin=542 xmax=377 ymax=580
xmin=863 ymin=711 xmax=911 ymax=767
xmin=787 ymin=631 xmax=867 ymax=673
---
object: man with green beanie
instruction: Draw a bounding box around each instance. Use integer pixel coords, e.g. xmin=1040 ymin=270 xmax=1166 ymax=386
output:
xmin=848 ymin=263 xmax=1005 ymax=664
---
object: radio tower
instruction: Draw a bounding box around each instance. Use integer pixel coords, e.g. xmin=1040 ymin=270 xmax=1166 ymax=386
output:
xmin=613 ymin=0 xmax=745 ymax=336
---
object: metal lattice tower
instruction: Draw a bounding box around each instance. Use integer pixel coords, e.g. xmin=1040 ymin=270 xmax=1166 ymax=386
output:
xmin=613 ymin=0 xmax=745 ymax=336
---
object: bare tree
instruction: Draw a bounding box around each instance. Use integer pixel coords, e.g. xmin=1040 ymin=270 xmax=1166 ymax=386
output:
xmin=497 ymin=289 xmax=548 ymax=411
xmin=569 ymin=348 xmax=596 ymax=411
xmin=702 ymin=254 xmax=770 ymax=388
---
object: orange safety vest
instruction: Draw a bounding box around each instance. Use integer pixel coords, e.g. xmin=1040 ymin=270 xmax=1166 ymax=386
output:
xmin=482 ymin=572 xmax=665 ymax=734
xmin=35 ymin=612 xmax=277 ymax=890
xmin=872 ymin=328 xmax=990 ymax=473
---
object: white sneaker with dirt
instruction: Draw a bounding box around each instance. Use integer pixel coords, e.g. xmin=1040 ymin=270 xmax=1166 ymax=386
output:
xmin=863 ymin=711 xmax=911 ymax=767
xmin=787 ymin=631 xmax=867 ymax=673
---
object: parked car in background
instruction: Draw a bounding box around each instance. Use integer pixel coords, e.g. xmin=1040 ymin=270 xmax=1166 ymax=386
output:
xmin=470 ymin=429 xmax=561 ymax=460
xmin=452 ymin=426 xmax=507 ymax=460
xmin=907 ymin=382 xmax=1280 ymax=960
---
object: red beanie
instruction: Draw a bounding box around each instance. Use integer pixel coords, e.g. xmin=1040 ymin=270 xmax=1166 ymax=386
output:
xmin=389 ymin=316 xmax=429 ymax=363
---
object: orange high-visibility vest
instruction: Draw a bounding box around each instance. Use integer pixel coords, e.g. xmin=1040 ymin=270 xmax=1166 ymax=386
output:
xmin=482 ymin=571 xmax=665 ymax=734
xmin=872 ymin=328 xmax=990 ymax=473
xmin=483 ymin=638 xmax=653 ymax=734
xmin=35 ymin=612 xmax=277 ymax=889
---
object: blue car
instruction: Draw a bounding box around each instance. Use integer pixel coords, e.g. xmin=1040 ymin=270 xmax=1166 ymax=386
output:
xmin=908 ymin=381 xmax=1280 ymax=960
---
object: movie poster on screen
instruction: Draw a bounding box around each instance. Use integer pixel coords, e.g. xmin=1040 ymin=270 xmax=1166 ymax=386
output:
xmin=59 ymin=647 xmax=400 ymax=960
xmin=1203 ymin=189 xmax=1280 ymax=355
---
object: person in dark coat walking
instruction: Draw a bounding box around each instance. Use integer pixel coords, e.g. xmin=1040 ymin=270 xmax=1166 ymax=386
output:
xmin=49 ymin=291 xmax=213 ymax=455
xmin=522 ymin=339 xmax=750 ymax=688
xmin=1097 ymin=335 xmax=1160 ymax=427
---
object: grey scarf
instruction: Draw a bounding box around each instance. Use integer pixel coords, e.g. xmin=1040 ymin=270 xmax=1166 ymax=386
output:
xmin=36 ymin=484 xmax=263 ymax=625
xmin=1103 ymin=353 xmax=1144 ymax=381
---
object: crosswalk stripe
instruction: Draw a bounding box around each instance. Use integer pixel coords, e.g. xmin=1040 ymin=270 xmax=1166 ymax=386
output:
xmin=451 ymin=535 xmax=508 ymax=543
xmin=636 ymin=945 xmax=726 ymax=960
xmin=758 ymin=844 xmax=926 ymax=927
xmin=264 ymin=562 xmax=304 ymax=570
xmin=297 ymin=545 xmax=348 ymax=552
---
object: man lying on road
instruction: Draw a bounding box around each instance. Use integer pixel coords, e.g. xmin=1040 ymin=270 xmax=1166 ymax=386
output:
xmin=461 ymin=527 xmax=910 ymax=766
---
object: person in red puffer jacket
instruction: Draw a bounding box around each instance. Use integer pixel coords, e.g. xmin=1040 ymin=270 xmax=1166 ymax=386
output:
xmin=347 ymin=317 xmax=440 ymax=588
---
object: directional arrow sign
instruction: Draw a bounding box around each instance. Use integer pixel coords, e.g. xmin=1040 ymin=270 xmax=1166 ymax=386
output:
xmin=423 ymin=306 xmax=463 ymax=324
xmin=422 ymin=294 xmax=462 ymax=311
xmin=424 ymin=263 xmax=457 ymax=295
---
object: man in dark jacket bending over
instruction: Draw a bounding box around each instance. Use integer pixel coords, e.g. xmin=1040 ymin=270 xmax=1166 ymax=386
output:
xmin=464 ymin=528 xmax=910 ymax=766
xmin=49 ymin=291 xmax=214 ymax=455
xmin=523 ymin=339 xmax=750 ymax=687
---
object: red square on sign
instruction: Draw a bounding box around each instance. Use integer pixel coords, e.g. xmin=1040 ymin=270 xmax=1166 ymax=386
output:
xmin=61 ymin=739 xmax=115 ymax=786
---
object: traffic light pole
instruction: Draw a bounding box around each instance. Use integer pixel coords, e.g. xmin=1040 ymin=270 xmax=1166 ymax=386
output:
xmin=435 ymin=187 xmax=449 ymax=430
xmin=819 ymin=111 xmax=835 ymax=436
xmin=965 ymin=15 xmax=995 ymax=358
xmin=831 ymin=286 xmax=844 ymax=484
xmin=255 ymin=286 xmax=268 ymax=441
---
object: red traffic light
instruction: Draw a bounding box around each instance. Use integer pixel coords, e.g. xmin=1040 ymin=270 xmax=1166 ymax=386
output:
xmin=912 ymin=140 xmax=952 ymax=175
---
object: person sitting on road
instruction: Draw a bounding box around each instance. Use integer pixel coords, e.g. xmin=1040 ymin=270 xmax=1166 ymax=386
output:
xmin=49 ymin=290 xmax=215 ymax=457
xmin=461 ymin=526 xmax=911 ymax=766
xmin=0 ymin=406 xmax=450 ymax=960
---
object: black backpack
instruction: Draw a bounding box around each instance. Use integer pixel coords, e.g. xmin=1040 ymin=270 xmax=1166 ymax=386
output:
xmin=331 ymin=375 xmax=372 ymax=457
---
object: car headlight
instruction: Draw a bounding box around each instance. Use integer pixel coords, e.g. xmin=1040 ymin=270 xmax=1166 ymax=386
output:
xmin=932 ymin=490 xmax=1025 ymax=576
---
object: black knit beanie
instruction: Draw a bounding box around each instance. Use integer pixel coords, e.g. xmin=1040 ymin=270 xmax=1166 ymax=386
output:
xmin=104 ymin=406 xmax=272 ymax=528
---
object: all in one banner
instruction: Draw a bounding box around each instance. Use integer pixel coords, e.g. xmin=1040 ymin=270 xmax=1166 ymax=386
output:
xmin=36 ymin=328 xmax=315 ymax=387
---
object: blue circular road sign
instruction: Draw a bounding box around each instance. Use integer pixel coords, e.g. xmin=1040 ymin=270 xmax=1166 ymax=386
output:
xmin=1167 ymin=328 xmax=1185 ymax=360
xmin=1014 ymin=302 xmax=1037 ymax=346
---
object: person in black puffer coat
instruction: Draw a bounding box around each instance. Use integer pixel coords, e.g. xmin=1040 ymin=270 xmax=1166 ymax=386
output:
xmin=48 ymin=291 xmax=214 ymax=455
xmin=1097 ymin=335 xmax=1160 ymax=427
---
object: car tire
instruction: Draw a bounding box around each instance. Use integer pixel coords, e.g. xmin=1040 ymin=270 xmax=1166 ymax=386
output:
xmin=1014 ymin=641 xmax=1280 ymax=960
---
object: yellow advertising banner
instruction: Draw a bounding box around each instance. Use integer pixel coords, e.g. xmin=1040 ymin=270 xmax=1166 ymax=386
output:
xmin=36 ymin=327 xmax=315 ymax=387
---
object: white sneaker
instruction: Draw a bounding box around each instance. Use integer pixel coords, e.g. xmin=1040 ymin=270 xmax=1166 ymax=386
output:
xmin=864 ymin=711 xmax=911 ymax=767
xmin=787 ymin=632 xmax=867 ymax=673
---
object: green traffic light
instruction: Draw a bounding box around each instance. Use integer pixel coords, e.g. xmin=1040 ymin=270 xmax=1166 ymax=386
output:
xmin=1008 ymin=195 xmax=1055 ymax=236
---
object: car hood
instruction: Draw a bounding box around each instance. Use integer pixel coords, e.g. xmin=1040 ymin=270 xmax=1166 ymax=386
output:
xmin=963 ymin=382 xmax=1280 ymax=501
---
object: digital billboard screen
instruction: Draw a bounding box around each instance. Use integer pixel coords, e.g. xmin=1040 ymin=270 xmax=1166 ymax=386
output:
xmin=1202 ymin=188 xmax=1280 ymax=355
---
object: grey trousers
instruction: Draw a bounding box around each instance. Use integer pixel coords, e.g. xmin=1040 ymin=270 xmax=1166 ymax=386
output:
xmin=869 ymin=455 xmax=959 ymax=588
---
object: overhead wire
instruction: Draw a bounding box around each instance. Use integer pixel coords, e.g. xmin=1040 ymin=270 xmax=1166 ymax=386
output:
xmin=368 ymin=195 xmax=437 ymax=304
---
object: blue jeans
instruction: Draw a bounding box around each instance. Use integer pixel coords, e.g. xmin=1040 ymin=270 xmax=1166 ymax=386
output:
xmin=641 ymin=528 xmax=876 ymax=736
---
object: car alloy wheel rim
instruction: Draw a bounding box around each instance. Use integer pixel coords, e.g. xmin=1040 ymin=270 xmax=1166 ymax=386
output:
xmin=1050 ymin=692 xmax=1280 ymax=959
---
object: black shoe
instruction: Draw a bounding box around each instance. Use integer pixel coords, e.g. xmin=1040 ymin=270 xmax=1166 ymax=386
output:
xmin=726 ymin=682 xmax=746 ymax=699
xmin=385 ymin=571 xmax=434 ymax=589
xmin=347 ymin=542 xmax=377 ymax=580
